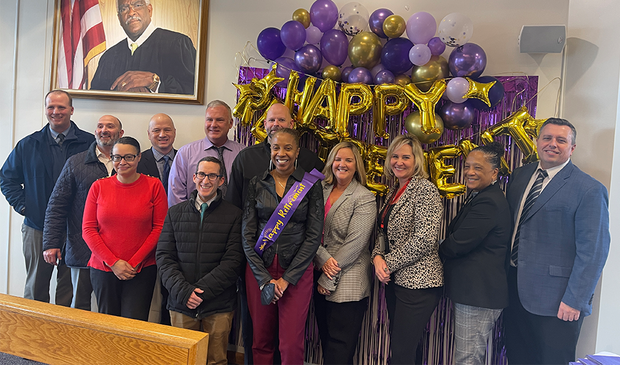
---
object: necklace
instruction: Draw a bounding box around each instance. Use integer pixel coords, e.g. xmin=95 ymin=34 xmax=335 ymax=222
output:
xmin=275 ymin=178 xmax=286 ymax=190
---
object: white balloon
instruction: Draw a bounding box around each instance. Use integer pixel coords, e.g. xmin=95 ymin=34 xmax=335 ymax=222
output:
xmin=446 ymin=77 xmax=469 ymax=103
xmin=409 ymin=44 xmax=432 ymax=66
xmin=338 ymin=2 xmax=369 ymax=36
xmin=437 ymin=13 xmax=474 ymax=47
xmin=306 ymin=25 xmax=323 ymax=44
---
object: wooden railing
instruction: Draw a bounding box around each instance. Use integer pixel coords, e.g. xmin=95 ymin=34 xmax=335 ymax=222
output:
xmin=0 ymin=293 xmax=208 ymax=365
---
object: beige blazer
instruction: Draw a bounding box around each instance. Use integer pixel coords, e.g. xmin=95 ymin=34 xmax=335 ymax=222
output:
xmin=315 ymin=179 xmax=377 ymax=303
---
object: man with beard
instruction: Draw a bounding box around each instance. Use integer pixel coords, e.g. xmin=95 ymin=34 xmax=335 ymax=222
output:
xmin=0 ymin=90 xmax=94 ymax=305
xmin=90 ymin=0 xmax=196 ymax=94
xmin=42 ymin=115 xmax=124 ymax=310
xmin=168 ymin=100 xmax=244 ymax=206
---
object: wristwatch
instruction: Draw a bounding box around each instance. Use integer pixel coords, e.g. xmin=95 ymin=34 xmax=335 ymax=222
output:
xmin=147 ymin=73 xmax=160 ymax=93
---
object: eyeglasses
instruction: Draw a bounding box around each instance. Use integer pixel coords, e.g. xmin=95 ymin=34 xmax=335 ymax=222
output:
xmin=111 ymin=154 xmax=137 ymax=162
xmin=195 ymin=172 xmax=222 ymax=181
xmin=118 ymin=1 xmax=147 ymax=15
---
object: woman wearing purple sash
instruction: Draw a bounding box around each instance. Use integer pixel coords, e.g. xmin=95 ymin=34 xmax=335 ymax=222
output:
xmin=242 ymin=128 xmax=324 ymax=364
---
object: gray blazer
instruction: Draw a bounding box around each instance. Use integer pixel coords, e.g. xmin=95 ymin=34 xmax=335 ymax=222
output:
xmin=315 ymin=179 xmax=377 ymax=303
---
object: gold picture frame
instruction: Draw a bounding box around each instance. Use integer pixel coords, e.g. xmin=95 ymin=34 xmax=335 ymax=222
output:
xmin=50 ymin=0 xmax=209 ymax=104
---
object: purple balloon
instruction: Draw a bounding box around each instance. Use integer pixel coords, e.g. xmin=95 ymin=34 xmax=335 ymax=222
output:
xmin=428 ymin=37 xmax=446 ymax=56
xmin=375 ymin=69 xmax=395 ymax=84
xmin=295 ymin=44 xmax=323 ymax=74
xmin=257 ymin=27 xmax=286 ymax=61
xmin=275 ymin=57 xmax=300 ymax=87
xmin=348 ymin=67 xmax=373 ymax=84
xmin=281 ymin=21 xmax=306 ymax=51
xmin=371 ymin=63 xmax=385 ymax=77
xmin=369 ymin=8 xmax=394 ymax=39
xmin=406 ymin=12 xmax=437 ymax=45
xmin=381 ymin=38 xmax=414 ymax=75
xmin=306 ymin=25 xmax=323 ymax=45
xmin=440 ymin=100 xmax=475 ymax=129
xmin=310 ymin=0 xmax=339 ymax=32
xmin=449 ymin=43 xmax=487 ymax=78
xmin=468 ymin=76 xmax=505 ymax=110
xmin=320 ymin=29 xmax=349 ymax=66
xmin=341 ymin=66 xmax=354 ymax=81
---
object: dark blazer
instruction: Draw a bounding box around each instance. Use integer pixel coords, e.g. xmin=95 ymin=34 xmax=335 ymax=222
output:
xmin=506 ymin=161 xmax=610 ymax=316
xmin=440 ymin=183 xmax=511 ymax=309
xmin=137 ymin=147 xmax=176 ymax=180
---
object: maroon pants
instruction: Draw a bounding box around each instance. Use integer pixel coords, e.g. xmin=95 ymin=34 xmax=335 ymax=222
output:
xmin=245 ymin=257 xmax=313 ymax=365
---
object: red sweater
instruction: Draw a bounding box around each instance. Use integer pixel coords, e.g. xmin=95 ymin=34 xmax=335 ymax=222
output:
xmin=82 ymin=174 xmax=168 ymax=272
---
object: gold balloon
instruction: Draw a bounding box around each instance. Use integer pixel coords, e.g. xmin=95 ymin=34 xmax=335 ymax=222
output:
xmin=403 ymin=79 xmax=446 ymax=135
xmin=322 ymin=65 xmax=342 ymax=81
xmin=348 ymin=31 xmax=383 ymax=69
xmin=232 ymin=80 xmax=259 ymax=126
xmin=383 ymin=15 xmax=406 ymax=38
xmin=426 ymin=145 xmax=466 ymax=199
xmin=336 ymin=83 xmax=374 ymax=137
xmin=481 ymin=106 xmax=539 ymax=167
xmin=404 ymin=111 xmax=444 ymax=144
xmin=374 ymin=84 xmax=408 ymax=138
xmin=464 ymin=78 xmax=496 ymax=107
xmin=284 ymin=71 xmax=317 ymax=126
xmin=394 ymin=74 xmax=412 ymax=86
xmin=346 ymin=139 xmax=388 ymax=196
xmin=292 ymin=9 xmax=311 ymax=28
xmin=302 ymin=78 xmax=338 ymax=130
xmin=411 ymin=55 xmax=449 ymax=92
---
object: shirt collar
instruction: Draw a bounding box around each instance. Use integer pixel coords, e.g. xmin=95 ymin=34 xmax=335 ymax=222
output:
xmin=195 ymin=191 xmax=218 ymax=211
xmin=126 ymin=22 xmax=156 ymax=51
xmin=95 ymin=145 xmax=110 ymax=159
xmin=152 ymin=146 xmax=175 ymax=161
xmin=49 ymin=124 xmax=71 ymax=139
xmin=202 ymin=136 xmax=231 ymax=151
xmin=537 ymin=159 xmax=570 ymax=180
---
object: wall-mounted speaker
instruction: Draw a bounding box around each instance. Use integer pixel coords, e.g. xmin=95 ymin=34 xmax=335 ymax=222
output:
xmin=519 ymin=25 xmax=566 ymax=53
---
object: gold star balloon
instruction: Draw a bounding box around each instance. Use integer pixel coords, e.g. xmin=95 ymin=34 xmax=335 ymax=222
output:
xmin=464 ymin=78 xmax=496 ymax=107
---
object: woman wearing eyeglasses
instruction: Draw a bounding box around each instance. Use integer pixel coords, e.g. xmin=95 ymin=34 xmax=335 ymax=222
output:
xmin=83 ymin=136 xmax=167 ymax=320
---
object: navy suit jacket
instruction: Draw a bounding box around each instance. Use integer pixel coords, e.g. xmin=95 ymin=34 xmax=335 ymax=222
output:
xmin=137 ymin=148 xmax=176 ymax=181
xmin=506 ymin=161 xmax=609 ymax=316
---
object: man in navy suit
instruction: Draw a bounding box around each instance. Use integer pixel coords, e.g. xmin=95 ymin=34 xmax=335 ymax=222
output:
xmin=137 ymin=113 xmax=176 ymax=192
xmin=505 ymin=118 xmax=610 ymax=364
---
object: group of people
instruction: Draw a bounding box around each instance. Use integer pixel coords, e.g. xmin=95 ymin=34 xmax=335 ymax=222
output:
xmin=0 ymin=88 xmax=610 ymax=365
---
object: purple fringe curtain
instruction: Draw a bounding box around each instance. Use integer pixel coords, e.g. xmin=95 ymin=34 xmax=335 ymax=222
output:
xmin=234 ymin=66 xmax=538 ymax=365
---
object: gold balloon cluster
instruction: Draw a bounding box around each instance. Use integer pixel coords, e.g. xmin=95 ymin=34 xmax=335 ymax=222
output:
xmin=233 ymin=64 xmax=546 ymax=198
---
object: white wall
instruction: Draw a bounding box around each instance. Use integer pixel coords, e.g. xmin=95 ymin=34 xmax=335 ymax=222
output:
xmin=3 ymin=0 xmax=617 ymax=357
xmin=564 ymin=0 xmax=620 ymax=355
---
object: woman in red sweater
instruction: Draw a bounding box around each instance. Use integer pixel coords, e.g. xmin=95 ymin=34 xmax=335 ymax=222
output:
xmin=83 ymin=136 xmax=167 ymax=320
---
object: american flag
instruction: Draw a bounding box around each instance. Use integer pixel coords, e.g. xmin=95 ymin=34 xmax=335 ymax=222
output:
xmin=57 ymin=0 xmax=106 ymax=89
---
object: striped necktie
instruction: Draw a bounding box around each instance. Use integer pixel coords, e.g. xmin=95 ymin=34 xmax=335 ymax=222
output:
xmin=511 ymin=169 xmax=548 ymax=266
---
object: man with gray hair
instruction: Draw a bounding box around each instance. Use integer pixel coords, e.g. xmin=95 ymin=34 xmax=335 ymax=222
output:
xmin=43 ymin=115 xmax=124 ymax=310
xmin=168 ymin=100 xmax=245 ymax=206
xmin=91 ymin=0 xmax=196 ymax=94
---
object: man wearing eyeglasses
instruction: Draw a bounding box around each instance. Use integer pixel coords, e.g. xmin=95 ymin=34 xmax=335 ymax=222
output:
xmin=90 ymin=0 xmax=196 ymax=94
xmin=0 ymin=90 xmax=95 ymax=305
xmin=157 ymin=156 xmax=244 ymax=365
xmin=42 ymin=115 xmax=123 ymax=311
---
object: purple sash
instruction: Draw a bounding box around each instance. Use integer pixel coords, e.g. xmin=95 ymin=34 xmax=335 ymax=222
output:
xmin=254 ymin=169 xmax=324 ymax=256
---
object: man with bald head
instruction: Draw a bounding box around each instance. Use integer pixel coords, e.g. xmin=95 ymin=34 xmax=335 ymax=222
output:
xmin=1 ymin=90 xmax=94 ymax=305
xmin=90 ymin=0 xmax=196 ymax=94
xmin=138 ymin=113 xmax=177 ymax=194
xmin=42 ymin=115 xmax=124 ymax=310
xmin=226 ymin=103 xmax=324 ymax=363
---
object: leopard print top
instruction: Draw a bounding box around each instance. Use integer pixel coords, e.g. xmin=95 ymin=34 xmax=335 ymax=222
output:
xmin=372 ymin=177 xmax=443 ymax=289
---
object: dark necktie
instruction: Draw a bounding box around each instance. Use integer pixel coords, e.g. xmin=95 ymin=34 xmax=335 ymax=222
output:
xmin=57 ymin=133 xmax=65 ymax=147
xmin=200 ymin=202 xmax=208 ymax=222
xmin=462 ymin=191 xmax=478 ymax=207
xmin=215 ymin=146 xmax=227 ymax=184
xmin=511 ymin=169 xmax=548 ymax=266
xmin=162 ymin=155 xmax=171 ymax=194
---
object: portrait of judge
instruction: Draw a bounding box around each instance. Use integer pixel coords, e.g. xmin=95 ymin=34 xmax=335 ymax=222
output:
xmin=90 ymin=0 xmax=197 ymax=95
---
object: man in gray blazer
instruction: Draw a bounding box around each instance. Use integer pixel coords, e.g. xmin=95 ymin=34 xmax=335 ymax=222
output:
xmin=505 ymin=118 xmax=610 ymax=365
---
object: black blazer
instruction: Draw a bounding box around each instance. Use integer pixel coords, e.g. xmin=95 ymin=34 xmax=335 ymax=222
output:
xmin=137 ymin=148 xmax=176 ymax=180
xmin=440 ymin=183 xmax=511 ymax=309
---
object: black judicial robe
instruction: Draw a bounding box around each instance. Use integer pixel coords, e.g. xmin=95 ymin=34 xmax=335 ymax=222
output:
xmin=91 ymin=28 xmax=196 ymax=94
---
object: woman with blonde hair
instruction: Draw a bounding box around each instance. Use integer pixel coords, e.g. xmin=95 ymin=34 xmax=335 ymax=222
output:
xmin=314 ymin=141 xmax=376 ymax=364
xmin=372 ymin=133 xmax=443 ymax=364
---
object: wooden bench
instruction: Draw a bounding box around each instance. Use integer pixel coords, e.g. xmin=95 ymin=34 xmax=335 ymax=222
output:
xmin=0 ymin=293 xmax=208 ymax=365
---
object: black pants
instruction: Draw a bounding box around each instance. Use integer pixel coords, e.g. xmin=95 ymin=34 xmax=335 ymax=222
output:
xmin=504 ymin=267 xmax=583 ymax=365
xmin=314 ymin=291 xmax=368 ymax=364
xmin=90 ymin=265 xmax=157 ymax=321
xmin=385 ymin=283 xmax=442 ymax=365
